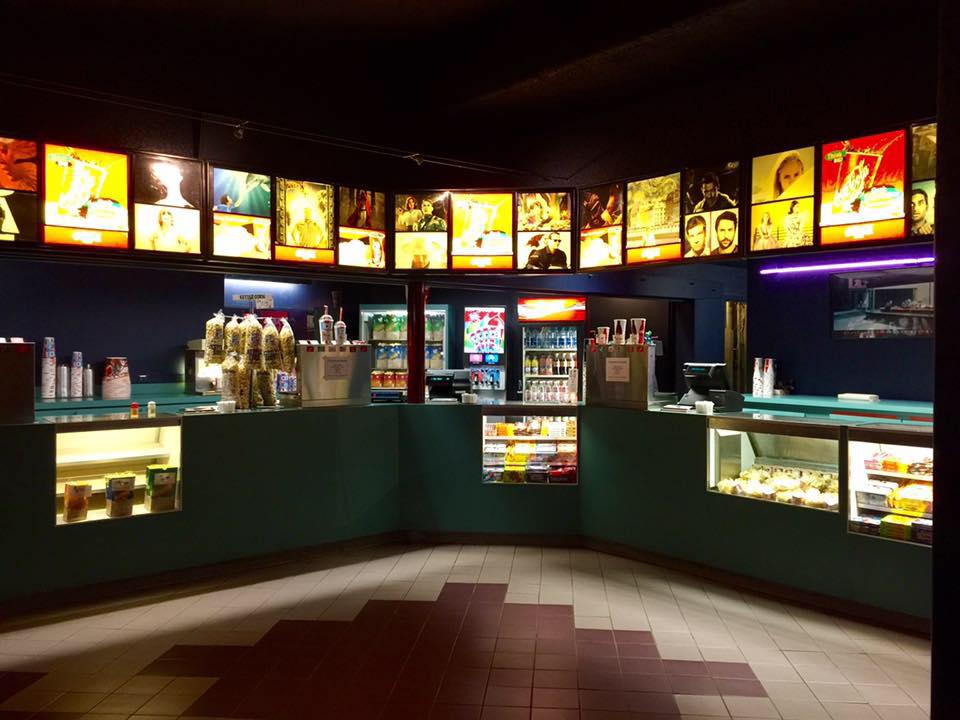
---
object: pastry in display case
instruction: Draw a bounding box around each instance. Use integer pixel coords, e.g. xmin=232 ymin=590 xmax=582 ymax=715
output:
xmin=847 ymin=425 xmax=932 ymax=546
xmin=481 ymin=406 xmax=578 ymax=485
xmin=51 ymin=414 xmax=182 ymax=525
xmin=707 ymin=417 xmax=840 ymax=511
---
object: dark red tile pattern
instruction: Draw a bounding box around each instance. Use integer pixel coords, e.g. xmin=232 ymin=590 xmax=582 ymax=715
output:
xmin=1 ymin=583 xmax=765 ymax=720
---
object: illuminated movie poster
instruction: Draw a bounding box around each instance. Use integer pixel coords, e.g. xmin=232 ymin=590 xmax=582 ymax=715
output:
xmin=450 ymin=192 xmax=514 ymax=270
xmin=750 ymin=147 xmax=815 ymax=252
xmin=820 ymin=130 xmax=906 ymax=246
xmin=0 ymin=137 xmax=38 ymax=242
xmin=276 ymin=178 xmax=335 ymax=264
xmin=212 ymin=168 xmax=271 ymax=217
xmin=518 ymin=231 xmax=571 ymax=270
xmin=518 ymin=192 xmax=571 ymax=231
xmin=464 ymin=307 xmax=506 ymax=354
xmin=213 ymin=213 xmax=271 ymax=259
xmin=396 ymin=192 xmax=448 ymax=232
xmin=44 ymin=144 xmax=129 ymax=248
xmin=683 ymin=210 xmax=740 ymax=258
xmin=133 ymin=154 xmax=201 ymax=253
xmin=338 ymin=187 xmax=386 ymax=269
xmin=394 ymin=192 xmax=449 ymax=269
xmin=626 ymin=173 xmax=681 ymax=264
xmin=579 ymin=183 xmax=622 ymax=268
xmin=911 ymin=122 xmax=936 ymax=238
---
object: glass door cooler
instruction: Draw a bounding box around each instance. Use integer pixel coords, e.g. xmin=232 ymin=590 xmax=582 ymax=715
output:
xmin=518 ymin=296 xmax=586 ymax=404
xmin=481 ymin=405 xmax=578 ymax=485
xmin=847 ymin=424 xmax=933 ymax=546
xmin=360 ymin=305 xmax=448 ymax=402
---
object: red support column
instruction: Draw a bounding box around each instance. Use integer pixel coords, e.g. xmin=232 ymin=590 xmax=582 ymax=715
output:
xmin=406 ymin=281 xmax=427 ymax=404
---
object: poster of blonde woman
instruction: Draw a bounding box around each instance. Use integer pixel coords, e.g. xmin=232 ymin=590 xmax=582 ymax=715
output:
xmin=751 ymin=147 xmax=815 ymax=204
xmin=450 ymin=192 xmax=513 ymax=270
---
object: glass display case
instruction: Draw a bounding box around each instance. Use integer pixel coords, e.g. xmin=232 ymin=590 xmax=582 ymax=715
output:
xmin=51 ymin=414 xmax=182 ymax=525
xmin=848 ymin=424 xmax=932 ymax=546
xmin=481 ymin=405 xmax=578 ymax=485
xmin=359 ymin=305 xmax=448 ymax=401
xmin=707 ymin=416 xmax=841 ymax=511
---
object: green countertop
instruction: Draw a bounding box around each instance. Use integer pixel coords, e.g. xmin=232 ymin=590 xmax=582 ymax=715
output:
xmin=743 ymin=394 xmax=933 ymax=418
xmin=35 ymin=383 xmax=218 ymax=416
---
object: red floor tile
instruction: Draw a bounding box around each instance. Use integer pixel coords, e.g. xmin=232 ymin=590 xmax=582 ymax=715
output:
xmin=536 ymin=638 xmax=576 ymax=655
xmin=576 ymin=657 xmax=619 ymax=674
xmin=480 ymin=707 xmax=530 ymax=720
xmin=488 ymin=668 xmax=534 ymax=688
xmin=0 ymin=673 xmax=45 ymax=703
xmin=667 ymin=674 xmax=718 ymax=695
xmin=576 ymin=629 xmax=614 ymax=643
xmin=531 ymin=687 xmax=580 ymax=709
xmin=485 ymin=685 xmax=533 ymax=707
xmin=618 ymin=658 xmax=663 ymax=675
xmin=383 ymin=702 xmax=432 ymax=719
xmin=577 ymin=641 xmax=618 ymax=658
xmin=706 ymin=661 xmax=757 ymax=679
xmin=661 ymin=659 xmax=707 ymax=676
xmin=714 ymin=677 xmax=767 ymax=696
xmin=624 ymin=690 xmax=680 ymax=714
xmin=578 ymin=671 xmax=622 ymax=690
xmin=613 ymin=630 xmax=655 ymax=644
xmin=437 ymin=681 xmax=488 ymax=706
xmin=500 ymin=623 xmax=538 ymax=640
xmin=616 ymin=643 xmax=659 ymax=659
xmin=431 ymin=704 xmax=483 ymax=719
xmin=531 ymin=709 xmax=580 ymax=720
xmin=621 ymin=672 xmax=671 ymax=693
xmin=533 ymin=670 xmax=578 ymax=689
xmin=578 ymin=689 xmax=628 ymax=711
xmin=473 ymin=584 xmax=509 ymax=604
xmin=493 ymin=652 xmax=536 ymax=670
xmin=497 ymin=638 xmax=537 ymax=654
xmin=535 ymin=654 xmax=579 ymax=671
xmin=579 ymin=712 xmax=633 ymax=720
xmin=452 ymin=651 xmax=496 ymax=668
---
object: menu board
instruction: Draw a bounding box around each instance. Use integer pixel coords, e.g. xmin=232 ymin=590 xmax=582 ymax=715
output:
xmin=911 ymin=122 xmax=936 ymax=238
xmin=749 ymin=147 xmax=815 ymax=252
xmin=211 ymin=168 xmax=272 ymax=259
xmin=395 ymin=192 xmax=448 ymax=269
xmin=464 ymin=307 xmax=506 ymax=353
xmin=820 ymin=130 xmax=906 ymax=246
xmin=682 ymin=162 xmax=740 ymax=258
xmin=338 ymin=187 xmax=386 ymax=269
xmin=276 ymin=178 xmax=335 ymax=264
xmin=451 ymin=193 xmax=514 ymax=270
xmin=579 ymin=183 xmax=623 ymax=269
xmin=133 ymin=154 xmax=201 ymax=254
xmin=518 ymin=296 xmax=586 ymax=323
xmin=626 ymin=174 xmax=681 ymax=263
xmin=517 ymin=191 xmax=572 ymax=271
xmin=0 ymin=137 xmax=38 ymax=242
xmin=44 ymin=144 xmax=129 ymax=248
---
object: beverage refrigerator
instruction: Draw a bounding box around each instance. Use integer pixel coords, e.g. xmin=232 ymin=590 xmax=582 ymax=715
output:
xmin=517 ymin=296 xmax=587 ymax=404
xmin=359 ymin=305 xmax=449 ymax=402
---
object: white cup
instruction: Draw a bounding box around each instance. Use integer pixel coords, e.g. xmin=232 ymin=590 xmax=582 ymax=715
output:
xmin=695 ymin=400 xmax=714 ymax=415
xmin=596 ymin=326 xmax=610 ymax=344
xmin=218 ymin=400 xmax=236 ymax=414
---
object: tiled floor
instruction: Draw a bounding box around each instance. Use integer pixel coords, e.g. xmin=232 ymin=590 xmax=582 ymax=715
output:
xmin=0 ymin=544 xmax=930 ymax=719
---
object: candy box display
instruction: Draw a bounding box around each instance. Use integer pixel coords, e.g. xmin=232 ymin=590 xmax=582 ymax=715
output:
xmin=145 ymin=464 xmax=179 ymax=513
xmin=105 ymin=473 xmax=135 ymax=517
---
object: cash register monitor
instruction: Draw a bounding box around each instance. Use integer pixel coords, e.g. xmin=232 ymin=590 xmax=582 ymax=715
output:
xmin=677 ymin=362 xmax=743 ymax=411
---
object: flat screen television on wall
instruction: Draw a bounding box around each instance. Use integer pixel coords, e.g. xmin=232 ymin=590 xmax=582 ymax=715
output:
xmin=829 ymin=267 xmax=934 ymax=339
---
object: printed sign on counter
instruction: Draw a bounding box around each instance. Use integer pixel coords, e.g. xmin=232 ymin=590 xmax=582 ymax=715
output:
xmin=323 ymin=355 xmax=350 ymax=380
xmin=605 ymin=357 xmax=630 ymax=383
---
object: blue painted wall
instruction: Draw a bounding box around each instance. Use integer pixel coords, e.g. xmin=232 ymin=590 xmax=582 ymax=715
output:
xmin=747 ymin=248 xmax=935 ymax=401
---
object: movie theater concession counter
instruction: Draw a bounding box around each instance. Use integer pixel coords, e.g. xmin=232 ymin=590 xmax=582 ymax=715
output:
xmin=0 ymin=402 xmax=932 ymax=626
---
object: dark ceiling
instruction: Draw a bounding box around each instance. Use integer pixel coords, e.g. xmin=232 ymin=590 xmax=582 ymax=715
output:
xmin=1 ymin=0 xmax=940 ymax=172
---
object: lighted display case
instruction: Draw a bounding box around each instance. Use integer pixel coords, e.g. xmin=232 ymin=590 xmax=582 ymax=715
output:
xmin=481 ymin=405 xmax=578 ymax=485
xmin=848 ymin=424 xmax=932 ymax=546
xmin=359 ymin=304 xmax=448 ymax=401
xmin=707 ymin=416 xmax=841 ymax=511
xmin=51 ymin=414 xmax=182 ymax=525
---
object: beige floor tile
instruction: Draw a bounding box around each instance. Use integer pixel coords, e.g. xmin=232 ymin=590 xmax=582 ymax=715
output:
xmin=871 ymin=707 xmax=928 ymax=720
xmin=116 ymin=674 xmax=173 ymax=695
xmin=44 ymin=691 xmax=107 ymax=713
xmin=163 ymin=676 xmax=217 ymax=695
xmin=0 ymin=688 xmax=63 ymax=711
xmin=136 ymin=692 xmax=204 ymax=715
xmin=91 ymin=692 xmax=153 ymax=714
xmin=762 ymin=681 xmax=818 ymax=701
xmin=675 ymin=693 xmax=731 ymax=716
xmin=808 ymin=682 xmax=866 ymax=703
xmin=822 ymin=702 xmax=882 ymax=719
xmin=772 ymin=697 xmax=831 ymax=720
xmin=658 ymin=644 xmax=704 ymax=661
xmin=723 ymin=695 xmax=781 ymax=718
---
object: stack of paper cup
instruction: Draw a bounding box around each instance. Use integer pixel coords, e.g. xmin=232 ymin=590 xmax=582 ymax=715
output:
xmin=70 ymin=351 xmax=83 ymax=399
xmin=762 ymin=358 xmax=776 ymax=397
xmin=596 ymin=327 xmax=610 ymax=344
xmin=752 ymin=358 xmax=764 ymax=397
xmin=628 ymin=318 xmax=646 ymax=345
xmin=40 ymin=337 xmax=56 ymax=399
xmin=613 ymin=319 xmax=626 ymax=345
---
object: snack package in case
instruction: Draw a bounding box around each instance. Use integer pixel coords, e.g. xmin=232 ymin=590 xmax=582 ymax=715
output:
xmin=63 ymin=482 xmax=92 ymax=522
xmin=880 ymin=513 xmax=914 ymax=541
xmin=204 ymin=311 xmax=226 ymax=364
xmin=912 ymin=518 xmax=933 ymax=544
xmin=225 ymin=315 xmax=243 ymax=355
xmin=146 ymin=465 xmax=179 ymax=513
xmin=242 ymin=315 xmax=264 ymax=370
xmin=105 ymin=473 xmax=135 ymax=517
xmin=279 ymin=318 xmax=296 ymax=373
xmin=262 ymin=318 xmax=282 ymax=370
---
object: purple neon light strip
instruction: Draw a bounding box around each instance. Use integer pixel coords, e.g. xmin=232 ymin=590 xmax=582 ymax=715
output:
xmin=759 ymin=256 xmax=936 ymax=275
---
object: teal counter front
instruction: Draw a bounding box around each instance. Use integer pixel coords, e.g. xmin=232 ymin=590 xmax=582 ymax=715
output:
xmin=0 ymin=401 xmax=932 ymax=625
